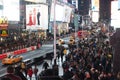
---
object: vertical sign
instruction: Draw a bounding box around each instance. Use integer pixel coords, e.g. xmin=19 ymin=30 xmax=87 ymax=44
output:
xmin=74 ymin=14 xmax=78 ymax=27
xmin=118 ymin=0 xmax=120 ymax=10
xmin=0 ymin=17 xmax=8 ymax=37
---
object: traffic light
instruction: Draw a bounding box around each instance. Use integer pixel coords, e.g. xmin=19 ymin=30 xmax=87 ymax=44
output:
xmin=78 ymin=15 xmax=82 ymax=24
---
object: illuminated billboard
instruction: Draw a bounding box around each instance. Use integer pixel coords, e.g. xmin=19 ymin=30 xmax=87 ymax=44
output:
xmin=25 ymin=0 xmax=46 ymax=3
xmin=111 ymin=1 xmax=120 ymax=29
xmin=50 ymin=3 xmax=64 ymax=22
xmin=119 ymin=0 xmax=120 ymax=10
xmin=3 ymin=0 xmax=20 ymax=21
xmin=91 ymin=0 xmax=99 ymax=11
xmin=92 ymin=11 xmax=99 ymax=22
xmin=26 ymin=4 xmax=48 ymax=30
xmin=0 ymin=0 xmax=3 ymax=16
xmin=63 ymin=5 xmax=72 ymax=23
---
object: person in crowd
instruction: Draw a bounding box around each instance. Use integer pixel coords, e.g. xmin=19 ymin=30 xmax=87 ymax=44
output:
xmin=52 ymin=60 xmax=59 ymax=76
xmin=27 ymin=67 xmax=33 ymax=80
xmin=62 ymin=67 xmax=73 ymax=80
xmin=14 ymin=66 xmax=27 ymax=80
xmin=60 ymin=46 xmax=65 ymax=63
xmin=3 ymin=66 xmax=22 ymax=80
xmin=33 ymin=64 xmax=38 ymax=80
xmin=42 ymin=61 xmax=49 ymax=70
xmin=116 ymin=72 xmax=120 ymax=80
xmin=0 ymin=77 xmax=11 ymax=80
xmin=20 ymin=62 xmax=27 ymax=77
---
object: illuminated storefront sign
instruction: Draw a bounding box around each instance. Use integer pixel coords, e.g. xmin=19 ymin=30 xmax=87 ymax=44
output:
xmin=26 ymin=4 xmax=48 ymax=30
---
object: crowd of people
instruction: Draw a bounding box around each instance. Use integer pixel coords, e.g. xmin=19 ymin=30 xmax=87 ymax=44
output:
xmin=0 ymin=63 xmax=39 ymax=80
xmin=0 ymin=22 xmax=120 ymax=80
xmin=37 ymin=22 xmax=119 ymax=80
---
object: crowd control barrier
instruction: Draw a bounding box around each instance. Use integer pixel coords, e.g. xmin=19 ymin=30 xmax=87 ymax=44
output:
xmin=0 ymin=46 xmax=37 ymax=60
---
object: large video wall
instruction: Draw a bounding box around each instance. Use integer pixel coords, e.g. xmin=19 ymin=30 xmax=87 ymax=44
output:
xmin=119 ymin=0 xmax=120 ymax=10
xmin=3 ymin=0 xmax=20 ymax=21
xmin=111 ymin=1 xmax=120 ymax=29
xmin=50 ymin=2 xmax=73 ymax=23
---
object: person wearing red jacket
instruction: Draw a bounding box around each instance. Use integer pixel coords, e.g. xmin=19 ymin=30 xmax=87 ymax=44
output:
xmin=27 ymin=67 xmax=33 ymax=80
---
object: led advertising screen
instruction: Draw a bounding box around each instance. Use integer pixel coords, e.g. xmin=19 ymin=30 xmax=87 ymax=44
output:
xmin=111 ymin=1 xmax=120 ymax=29
xmin=26 ymin=4 xmax=48 ymax=30
xmin=50 ymin=3 xmax=64 ymax=22
xmin=63 ymin=5 xmax=72 ymax=23
xmin=25 ymin=0 xmax=46 ymax=3
xmin=91 ymin=0 xmax=99 ymax=11
xmin=118 ymin=0 xmax=120 ymax=10
xmin=92 ymin=11 xmax=99 ymax=22
xmin=3 ymin=0 xmax=20 ymax=21
xmin=0 ymin=0 xmax=3 ymax=16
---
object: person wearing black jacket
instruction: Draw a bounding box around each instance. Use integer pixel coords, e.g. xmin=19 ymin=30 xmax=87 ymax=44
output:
xmin=14 ymin=66 xmax=27 ymax=80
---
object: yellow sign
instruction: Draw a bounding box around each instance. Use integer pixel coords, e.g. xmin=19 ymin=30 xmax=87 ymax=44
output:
xmin=0 ymin=29 xmax=8 ymax=37
xmin=0 ymin=17 xmax=8 ymax=24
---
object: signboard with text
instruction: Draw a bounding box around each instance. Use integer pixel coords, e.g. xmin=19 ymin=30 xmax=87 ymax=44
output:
xmin=0 ymin=17 xmax=8 ymax=37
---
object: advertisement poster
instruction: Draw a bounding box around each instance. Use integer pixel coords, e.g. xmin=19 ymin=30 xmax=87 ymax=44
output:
xmin=26 ymin=4 xmax=48 ymax=30
xmin=91 ymin=0 xmax=99 ymax=11
xmin=92 ymin=11 xmax=99 ymax=22
xmin=119 ymin=0 xmax=120 ymax=10
xmin=111 ymin=1 xmax=120 ymax=29
xmin=0 ymin=0 xmax=3 ymax=16
xmin=3 ymin=0 xmax=20 ymax=21
xmin=63 ymin=5 xmax=72 ymax=23
xmin=50 ymin=3 xmax=64 ymax=22
xmin=25 ymin=0 xmax=47 ymax=3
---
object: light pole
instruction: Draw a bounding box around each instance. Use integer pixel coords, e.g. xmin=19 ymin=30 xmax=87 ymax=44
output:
xmin=53 ymin=0 xmax=57 ymax=64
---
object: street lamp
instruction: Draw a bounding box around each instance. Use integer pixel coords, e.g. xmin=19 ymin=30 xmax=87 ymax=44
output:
xmin=53 ymin=0 xmax=57 ymax=64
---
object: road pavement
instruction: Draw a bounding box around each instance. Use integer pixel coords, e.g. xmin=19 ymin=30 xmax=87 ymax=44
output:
xmin=0 ymin=36 xmax=70 ymax=78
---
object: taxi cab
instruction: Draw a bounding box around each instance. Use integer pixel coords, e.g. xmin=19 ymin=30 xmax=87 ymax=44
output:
xmin=69 ymin=39 xmax=75 ymax=45
xmin=58 ymin=38 xmax=65 ymax=45
xmin=2 ymin=55 xmax=23 ymax=65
